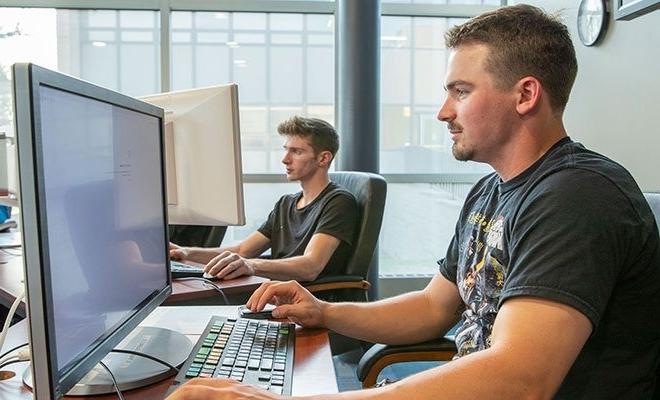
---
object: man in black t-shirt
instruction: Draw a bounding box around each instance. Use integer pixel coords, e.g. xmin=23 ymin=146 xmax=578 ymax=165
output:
xmin=170 ymin=116 xmax=357 ymax=282
xmin=167 ymin=5 xmax=660 ymax=400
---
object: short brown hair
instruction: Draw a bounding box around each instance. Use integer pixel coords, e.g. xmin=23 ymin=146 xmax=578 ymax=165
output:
xmin=277 ymin=116 xmax=339 ymax=157
xmin=445 ymin=4 xmax=577 ymax=113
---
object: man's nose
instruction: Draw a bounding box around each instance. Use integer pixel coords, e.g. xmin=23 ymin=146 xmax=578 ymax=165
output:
xmin=437 ymin=97 xmax=455 ymax=122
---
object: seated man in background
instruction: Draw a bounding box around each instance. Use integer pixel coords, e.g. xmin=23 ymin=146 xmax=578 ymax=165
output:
xmin=170 ymin=116 xmax=357 ymax=282
xmin=167 ymin=4 xmax=660 ymax=400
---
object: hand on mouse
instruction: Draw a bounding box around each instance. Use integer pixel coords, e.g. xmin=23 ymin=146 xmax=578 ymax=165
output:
xmin=204 ymin=251 xmax=255 ymax=280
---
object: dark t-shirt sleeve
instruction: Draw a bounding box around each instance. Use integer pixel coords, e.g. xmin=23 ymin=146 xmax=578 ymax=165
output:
xmin=500 ymin=169 xmax=637 ymax=329
xmin=314 ymin=192 xmax=357 ymax=245
xmin=257 ymin=197 xmax=283 ymax=239
xmin=438 ymin=234 xmax=459 ymax=283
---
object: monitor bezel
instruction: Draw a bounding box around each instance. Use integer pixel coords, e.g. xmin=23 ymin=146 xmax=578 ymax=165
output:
xmin=13 ymin=63 xmax=172 ymax=399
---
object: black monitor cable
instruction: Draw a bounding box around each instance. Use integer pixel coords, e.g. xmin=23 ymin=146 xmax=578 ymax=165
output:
xmin=110 ymin=348 xmax=179 ymax=373
xmin=0 ymin=342 xmax=29 ymax=371
xmin=174 ymin=277 xmax=230 ymax=305
xmin=98 ymin=360 xmax=126 ymax=400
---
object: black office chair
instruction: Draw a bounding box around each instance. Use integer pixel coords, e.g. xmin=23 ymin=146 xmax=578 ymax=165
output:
xmin=357 ymin=191 xmax=660 ymax=389
xmin=169 ymin=224 xmax=226 ymax=248
xmin=644 ymin=193 xmax=660 ymax=400
xmin=302 ymin=171 xmax=387 ymax=303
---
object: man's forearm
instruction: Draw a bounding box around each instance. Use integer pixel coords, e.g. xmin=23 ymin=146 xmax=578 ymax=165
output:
xmin=302 ymin=346 xmax=550 ymax=400
xmin=320 ymin=291 xmax=454 ymax=345
xmin=185 ymin=244 xmax=239 ymax=264
xmin=251 ymin=256 xmax=320 ymax=281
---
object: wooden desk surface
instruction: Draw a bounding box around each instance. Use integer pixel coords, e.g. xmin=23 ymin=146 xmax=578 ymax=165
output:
xmin=0 ymin=251 xmax=268 ymax=315
xmin=0 ymin=306 xmax=338 ymax=399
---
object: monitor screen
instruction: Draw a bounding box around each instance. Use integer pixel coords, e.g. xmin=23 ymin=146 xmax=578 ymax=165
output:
xmin=13 ymin=63 xmax=171 ymax=399
xmin=140 ymin=85 xmax=245 ymax=226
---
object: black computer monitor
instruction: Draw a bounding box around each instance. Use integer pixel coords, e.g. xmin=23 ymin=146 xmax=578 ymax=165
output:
xmin=12 ymin=63 xmax=173 ymax=399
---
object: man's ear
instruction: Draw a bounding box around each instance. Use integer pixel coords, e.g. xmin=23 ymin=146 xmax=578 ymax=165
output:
xmin=318 ymin=150 xmax=333 ymax=168
xmin=516 ymin=76 xmax=542 ymax=116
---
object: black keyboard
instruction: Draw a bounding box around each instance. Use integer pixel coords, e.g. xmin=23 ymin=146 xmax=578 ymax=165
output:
xmin=170 ymin=260 xmax=205 ymax=278
xmin=168 ymin=316 xmax=295 ymax=395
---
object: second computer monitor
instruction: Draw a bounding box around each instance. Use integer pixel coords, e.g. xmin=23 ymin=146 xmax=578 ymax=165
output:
xmin=140 ymin=85 xmax=245 ymax=227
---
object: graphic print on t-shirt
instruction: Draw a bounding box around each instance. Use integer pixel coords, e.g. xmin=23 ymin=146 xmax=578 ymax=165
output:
xmin=454 ymin=212 xmax=506 ymax=358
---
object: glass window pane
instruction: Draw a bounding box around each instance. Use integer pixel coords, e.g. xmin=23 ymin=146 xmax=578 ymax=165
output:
xmin=413 ymin=17 xmax=447 ymax=49
xmin=120 ymin=44 xmax=158 ymax=96
xmin=270 ymin=14 xmax=303 ymax=31
xmin=271 ymin=33 xmax=302 ymax=45
xmin=171 ymin=11 xmax=192 ymax=29
xmin=195 ymin=12 xmax=228 ymax=30
xmin=379 ymin=183 xmax=469 ymax=275
xmin=306 ymin=14 xmax=334 ymax=32
xmin=307 ymin=34 xmax=332 ymax=45
xmin=233 ymin=13 xmax=266 ymax=30
xmin=197 ymin=32 xmax=228 ymax=43
xmin=234 ymin=46 xmax=267 ymax=102
xmin=121 ymin=31 xmax=153 ymax=42
xmin=172 ymin=32 xmax=191 ymax=43
xmin=120 ymin=10 xmax=154 ymax=28
xmin=233 ymin=33 xmax=266 ymax=44
xmin=270 ymin=47 xmax=303 ymax=103
xmin=306 ymin=47 xmax=334 ymax=103
xmin=381 ymin=17 xmax=410 ymax=48
xmin=195 ymin=45 xmax=230 ymax=87
xmin=87 ymin=10 xmax=115 ymax=28
xmin=382 ymin=48 xmax=411 ymax=103
xmin=414 ymin=49 xmax=446 ymax=104
xmin=172 ymin=44 xmax=193 ymax=89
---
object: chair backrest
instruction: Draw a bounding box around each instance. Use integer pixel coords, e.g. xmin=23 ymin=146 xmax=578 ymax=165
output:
xmin=644 ymin=192 xmax=660 ymax=229
xmin=329 ymin=171 xmax=387 ymax=277
xmin=169 ymin=225 xmax=227 ymax=247
xmin=644 ymin=192 xmax=660 ymax=400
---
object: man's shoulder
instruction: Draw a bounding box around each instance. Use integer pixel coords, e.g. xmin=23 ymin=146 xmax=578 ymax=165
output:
xmin=273 ymin=191 xmax=301 ymax=209
xmin=326 ymin=181 xmax=357 ymax=202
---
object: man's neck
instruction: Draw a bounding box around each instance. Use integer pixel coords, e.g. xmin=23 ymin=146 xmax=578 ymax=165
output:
xmin=493 ymin=117 xmax=568 ymax=182
xmin=298 ymin=172 xmax=330 ymax=208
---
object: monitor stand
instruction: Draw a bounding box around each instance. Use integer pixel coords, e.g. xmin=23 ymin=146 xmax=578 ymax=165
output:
xmin=23 ymin=326 xmax=192 ymax=396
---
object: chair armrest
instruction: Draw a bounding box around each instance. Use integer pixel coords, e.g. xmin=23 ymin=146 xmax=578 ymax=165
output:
xmin=302 ymin=275 xmax=371 ymax=293
xmin=357 ymin=337 xmax=457 ymax=388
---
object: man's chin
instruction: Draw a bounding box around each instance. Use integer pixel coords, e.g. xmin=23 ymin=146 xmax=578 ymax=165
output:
xmin=452 ymin=144 xmax=473 ymax=162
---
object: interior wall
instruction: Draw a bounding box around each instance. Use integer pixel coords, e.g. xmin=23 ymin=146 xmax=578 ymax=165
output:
xmin=517 ymin=0 xmax=660 ymax=191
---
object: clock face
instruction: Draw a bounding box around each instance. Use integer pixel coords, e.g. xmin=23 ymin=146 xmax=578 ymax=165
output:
xmin=578 ymin=0 xmax=606 ymax=46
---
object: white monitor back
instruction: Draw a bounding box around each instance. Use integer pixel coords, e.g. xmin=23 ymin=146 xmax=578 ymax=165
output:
xmin=0 ymin=132 xmax=19 ymax=207
xmin=140 ymin=84 xmax=245 ymax=226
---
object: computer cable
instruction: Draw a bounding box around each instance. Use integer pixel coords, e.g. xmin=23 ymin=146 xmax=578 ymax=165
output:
xmin=0 ymin=289 xmax=25 ymax=354
xmin=0 ymin=343 xmax=29 ymax=364
xmin=99 ymin=360 xmax=126 ymax=400
xmin=0 ymin=248 xmax=22 ymax=257
xmin=110 ymin=348 xmax=179 ymax=373
xmin=174 ymin=277 xmax=230 ymax=305
xmin=0 ymin=357 xmax=29 ymax=370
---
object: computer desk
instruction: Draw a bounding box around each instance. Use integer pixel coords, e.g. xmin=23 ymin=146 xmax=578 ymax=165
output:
xmin=0 ymin=306 xmax=338 ymax=399
xmin=0 ymin=248 xmax=269 ymax=317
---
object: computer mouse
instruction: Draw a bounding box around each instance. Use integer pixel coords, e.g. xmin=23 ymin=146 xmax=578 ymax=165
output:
xmin=202 ymin=271 xmax=216 ymax=279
